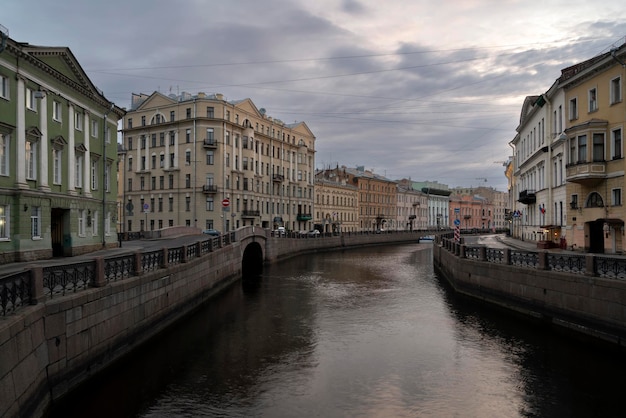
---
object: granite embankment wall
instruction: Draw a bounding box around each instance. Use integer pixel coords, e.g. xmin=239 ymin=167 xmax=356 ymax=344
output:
xmin=433 ymin=239 xmax=626 ymax=347
xmin=0 ymin=228 xmax=428 ymax=418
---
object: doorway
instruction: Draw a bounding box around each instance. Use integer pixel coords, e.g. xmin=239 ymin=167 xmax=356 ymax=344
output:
xmin=51 ymin=208 xmax=69 ymax=257
xmin=587 ymin=220 xmax=604 ymax=253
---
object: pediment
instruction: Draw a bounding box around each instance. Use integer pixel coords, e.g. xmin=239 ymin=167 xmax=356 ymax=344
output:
xmin=50 ymin=135 xmax=68 ymax=149
xmin=75 ymin=143 xmax=88 ymax=153
xmin=25 ymin=126 xmax=42 ymax=139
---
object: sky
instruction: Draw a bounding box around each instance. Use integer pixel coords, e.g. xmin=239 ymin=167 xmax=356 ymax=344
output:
xmin=3 ymin=0 xmax=626 ymax=192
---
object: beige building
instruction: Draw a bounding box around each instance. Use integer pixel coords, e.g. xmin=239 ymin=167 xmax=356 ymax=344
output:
xmin=560 ymin=44 xmax=626 ymax=253
xmin=119 ymin=92 xmax=316 ymax=234
xmin=396 ymin=180 xmax=427 ymax=230
xmin=314 ymin=168 xmax=359 ymax=233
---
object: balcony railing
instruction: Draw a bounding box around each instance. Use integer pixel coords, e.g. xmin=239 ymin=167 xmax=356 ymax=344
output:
xmin=272 ymin=174 xmax=284 ymax=182
xmin=241 ymin=210 xmax=260 ymax=218
xmin=518 ymin=190 xmax=536 ymax=204
xmin=203 ymin=138 xmax=217 ymax=148
xmin=566 ymin=161 xmax=606 ymax=185
xmin=202 ymin=184 xmax=217 ymax=193
xmin=297 ymin=213 xmax=312 ymax=221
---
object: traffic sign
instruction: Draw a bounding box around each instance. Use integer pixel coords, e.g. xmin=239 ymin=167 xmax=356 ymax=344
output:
xmin=454 ymin=219 xmax=461 ymax=226
xmin=222 ymin=198 xmax=230 ymax=207
xmin=143 ymin=203 xmax=149 ymax=212
xmin=454 ymin=207 xmax=460 ymax=213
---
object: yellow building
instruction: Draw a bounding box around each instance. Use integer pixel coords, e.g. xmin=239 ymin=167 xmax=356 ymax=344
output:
xmin=119 ymin=92 xmax=316 ymax=234
xmin=314 ymin=168 xmax=359 ymax=233
xmin=561 ymin=44 xmax=626 ymax=253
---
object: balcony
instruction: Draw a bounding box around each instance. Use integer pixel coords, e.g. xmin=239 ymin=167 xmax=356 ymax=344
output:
xmin=203 ymin=138 xmax=217 ymax=148
xmin=566 ymin=161 xmax=607 ymax=186
xmin=297 ymin=213 xmax=312 ymax=221
xmin=518 ymin=190 xmax=536 ymax=204
xmin=202 ymin=184 xmax=217 ymax=194
xmin=272 ymin=174 xmax=284 ymax=183
xmin=241 ymin=210 xmax=260 ymax=218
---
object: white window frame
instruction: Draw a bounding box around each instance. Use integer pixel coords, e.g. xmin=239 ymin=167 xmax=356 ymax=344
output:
xmin=0 ymin=133 xmax=9 ymax=176
xmin=53 ymin=101 xmax=62 ymax=122
xmin=25 ymin=141 xmax=37 ymax=180
xmin=612 ymin=188 xmax=622 ymax=206
xmin=611 ymin=128 xmax=622 ymax=160
xmin=104 ymin=162 xmax=110 ymax=192
xmin=91 ymin=160 xmax=98 ymax=190
xmin=0 ymin=204 xmax=10 ymax=240
xmin=74 ymin=112 xmax=83 ymax=131
xmin=92 ymin=210 xmax=98 ymax=236
xmin=53 ymin=148 xmax=62 ymax=184
xmin=78 ymin=209 xmax=85 ymax=237
xmin=91 ymin=120 xmax=98 ymax=138
xmin=26 ymin=88 xmax=36 ymax=111
xmin=569 ymin=97 xmax=578 ymax=120
xmin=588 ymin=87 xmax=598 ymax=112
xmin=75 ymin=154 xmax=83 ymax=188
xmin=610 ymin=76 xmax=622 ymax=104
xmin=0 ymin=74 xmax=9 ymax=99
xmin=105 ymin=212 xmax=111 ymax=236
xmin=31 ymin=206 xmax=41 ymax=239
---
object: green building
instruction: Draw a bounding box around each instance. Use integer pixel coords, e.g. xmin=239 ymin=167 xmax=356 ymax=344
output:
xmin=0 ymin=32 xmax=124 ymax=263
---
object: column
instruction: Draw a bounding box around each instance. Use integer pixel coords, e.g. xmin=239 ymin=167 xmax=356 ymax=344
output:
xmin=15 ymin=76 xmax=26 ymax=188
xmin=67 ymin=103 xmax=76 ymax=195
xmin=84 ymin=112 xmax=91 ymax=197
xmin=38 ymin=92 xmax=49 ymax=190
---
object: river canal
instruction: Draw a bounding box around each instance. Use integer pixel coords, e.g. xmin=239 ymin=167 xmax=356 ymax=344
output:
xmin=49 ymin=243 xmax=625 ymax=417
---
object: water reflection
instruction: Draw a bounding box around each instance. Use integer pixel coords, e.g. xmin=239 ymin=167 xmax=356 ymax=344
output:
xmin=49 ymin=244 xmax=626 ymax=418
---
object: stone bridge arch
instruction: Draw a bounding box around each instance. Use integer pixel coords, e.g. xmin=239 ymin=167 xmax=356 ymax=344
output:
xmin=238 ymin=227 xmax=267 ymax=278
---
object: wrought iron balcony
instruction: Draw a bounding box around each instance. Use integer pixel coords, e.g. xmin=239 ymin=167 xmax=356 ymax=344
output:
xmin=202 ymin=184 xmax=218 ymax=193
xmin=518 ymin=190 xmax=536 ymax=204
xmin=203 ymin=138 xmax=217 ymax=148
xmin=241 ymin=210 xmax=260 ymax=218
xmin=272 ymin=174 xmax=284 ymax=182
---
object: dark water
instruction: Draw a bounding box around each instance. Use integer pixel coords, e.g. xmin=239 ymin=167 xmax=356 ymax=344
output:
xmin=50 ymin=244 xmax=626 ymax=417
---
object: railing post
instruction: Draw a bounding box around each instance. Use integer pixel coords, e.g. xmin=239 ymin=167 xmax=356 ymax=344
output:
xmin=460 ymin=244 xmax=466 ymax=258
xmin=93 ymin=257 xmax=106 ymax=287
xmin=134 ymin=251 xmax=143 ymax=275
xmin=586 ymin=254 xmax=596 ymax=276
xmin=479 ymin=246 xmax=487 ymax=261
xmin=161 ymin=248 xmax=169 ymax=268
xmin=29 ymin=266 xmax=44 ymax=305
xmin=504 ymin=248 xmax=511 ymax=265
xmin=538 ymin=251 xmax=548 ymax=270
xmin=182 ymin=245 xmax=188 ymax=263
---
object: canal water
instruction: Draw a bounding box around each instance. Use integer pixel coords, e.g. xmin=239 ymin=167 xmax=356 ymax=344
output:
xmin=49 ymin=244 xmax=625 ymax=418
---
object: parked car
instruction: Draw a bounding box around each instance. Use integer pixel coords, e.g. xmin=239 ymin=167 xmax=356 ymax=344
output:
xmin=275 ymin=226 xmax=286 ymax=236
xmin=202 ymin=229 xmax=220 ymax=236
xmin=308 ymin=229 xmax=321 ymax=237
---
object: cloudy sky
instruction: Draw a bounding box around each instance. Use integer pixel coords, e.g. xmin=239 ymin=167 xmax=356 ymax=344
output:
xmin=3 ymin=0 xmax=626 ymax=191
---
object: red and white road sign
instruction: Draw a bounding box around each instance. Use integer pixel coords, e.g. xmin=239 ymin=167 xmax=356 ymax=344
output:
xmin=222 ymin=198 xmax=230 ymax=207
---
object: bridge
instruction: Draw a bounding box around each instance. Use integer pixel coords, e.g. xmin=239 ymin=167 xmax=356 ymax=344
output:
xmin=0 ymin=227 xmax=433 ymax=418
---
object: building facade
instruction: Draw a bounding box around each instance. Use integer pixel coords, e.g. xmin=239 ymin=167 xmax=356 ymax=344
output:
xmin=561 ymin=45 xmax=626 ymax=253
xmin=120 ymin=92 xmax=316 ymax=234
xmin=314 ymin=168 xmax=359 ymax=233
xmin=396 ymin=179 xmax=427 ymax=230
xmin=0 ymin=36 xmax=123 ymax=262
xmin=342 ymin=166 xmax=397 ymax=231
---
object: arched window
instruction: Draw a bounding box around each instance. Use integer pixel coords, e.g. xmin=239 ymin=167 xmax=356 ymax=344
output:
xmin=585 ymin=192 xmax=604 ymax=208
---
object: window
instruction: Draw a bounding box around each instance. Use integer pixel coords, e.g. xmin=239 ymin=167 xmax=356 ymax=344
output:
xmin=26 ymin=88 xmax=36 ymax=110
xmin=127 ymin=178 xmax=132 ymax=191
xmin=612 ymin=188 xmax=622 ymax=206
xmin=53 ymin=101 xmax=62 ymax=122
xmin=151 ymin=155 xmax=156 ymax=169
xmin=140 ymin=176 xmax=145 ymax=190
xmin=31 ymin=206 xmax=41 ymax=238
xmin=26 ymin=141 xmax=36 ymax=180
xmin=105 ymin=163 xmax=111 ymax=192
xmin=158 ymin=197 xmax=163 ymax=212
xmin=160 ymin=154 xmax=164 ymax=168
xmin=91 ymin=160 xmax=98 ymax=190
xmin=206 ymin=150 xmax=214 ymax=165
xmin=0 ymin=75 xmax=9 ymax=99
xmin=185 ymin=174 xmax=191 ymax=188
xmin=128 ymin=156 xmax=133 ymax=171
xmin=569 ymin=98 xmax=578 ymax=120
xmin=127 ymin=137 xmax=133 ymax=150
xmin=186 ymin=108 xmax=191 ymax=118
xmin=170 ymin=111 xmax=175 ymax=122
xmin=592 ymin=133 xmax=604 ymax=162
xmin=206 ymin=128 xmax=214 ymax=143
xmin=160 ymin=132 xmax=165 ymax=147
xmin=0 ymin=205 xmax=10 ymax=239
xmin=141 ymin=116 xmax=146 ymax=126
xmin=75 ymin=154 xmax=83 ymax=188
xmin=185 ymin=196 xmax=191 ymax=211
xmin=53 ymin=149 xmax=62 ymax=184
xmin=93 ymin=211 xmax=98 ymax=236
xmin=186 ymin=129 xmax=191 ymax=143
xmin=91 ymin=120 xmax=98 ymax=137
xmin=151 ymin=176 xmax=156 ymax=190
xmin=159 ymin=176 xmax=164 ymax=189
xmin=207 ymin=107 xmax=214 ymax=118
xmin=169 ymin=175 xmax=174 ymax=189
xmin=612 ymin=128 xmax=622 ymax=159
xmin=78 ymin=209 xmax=85 ymax=236
xmin=586 ymin=192 xmax=604 ymax=208
xmin=570 ymin=194 xmax=578 ymax=209
xmin=169 ymin=131 xmax=175 ymax=146
xmin=611 ymin=77 xmax=622 ymax=104
xmin=206 ymin=197 xmax=214 ymax=211
xmin=127 ymin=118 xmax=132 ymax=129
xmin=169 ymin=197 xmax=173 ymax=211
xmin=577 ymin=135 xmax=587 ymax=162
xmin=141 ymin=135 xmax=146 ymax=149
xmin=185 ymin=150 xmax=191 ymax=165
xmin=74 ymin=112 xmax=83 ymax=130
xmin=151 ymin=133 xmax=156 ymax=148
xmin=588 ymin=87 xmax=597 ymax=112
xmin=0 ymin=133 xmax=9 ymax=176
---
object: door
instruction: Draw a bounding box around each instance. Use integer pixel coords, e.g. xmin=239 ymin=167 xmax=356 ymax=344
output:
xmin=51 ymin=208 xmax=64 ymax=257
xmin=587 ymin=220 xmax=604 ymax=253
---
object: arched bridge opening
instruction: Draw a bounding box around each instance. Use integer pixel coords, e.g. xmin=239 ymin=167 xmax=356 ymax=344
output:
xmin=242 ymin=241 xmax=264 ymax=280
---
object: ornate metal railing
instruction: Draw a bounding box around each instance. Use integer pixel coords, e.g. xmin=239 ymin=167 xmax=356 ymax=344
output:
xmin=168 ymin=247 xmax=183 ymax=265
xmin=105 ymin=255 xmax=136 ymax=282
xmin=186 ymin=244 xmax=197 ymax=261
xmin=43 ymin=262 xmax=95 ymax=297
xmin=465 ymin=246 xmax=481 ymax=259
xmin=0 ymin=270 xmax=31 ymax=316
xmin=142 ymin=250 xmax=163 ymax=273
xmin=547 ymin=253 xmax=586 ymax=274
xmin=510 ymin=250 xmax=539 ymax=268
xmin=486 ymin=248 xmax=505 ymax=263
xmin=595 ymin=256 xmax=626 ymax=279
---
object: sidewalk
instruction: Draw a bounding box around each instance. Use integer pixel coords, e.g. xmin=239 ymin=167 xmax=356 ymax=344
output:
xmin=495 ymin=234 xmax=575 ymax=253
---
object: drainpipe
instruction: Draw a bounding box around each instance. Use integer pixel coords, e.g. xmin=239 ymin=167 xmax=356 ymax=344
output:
xmin=103 ymin=102 xmax=114 ymax=247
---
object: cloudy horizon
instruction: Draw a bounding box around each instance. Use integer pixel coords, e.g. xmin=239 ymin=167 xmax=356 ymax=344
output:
xmin=3 ymin=0 xmax=626 ymax=192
